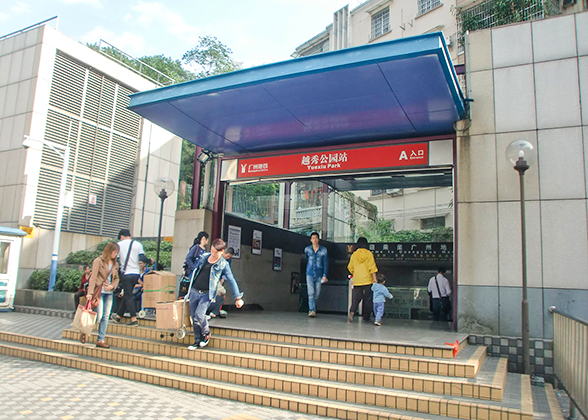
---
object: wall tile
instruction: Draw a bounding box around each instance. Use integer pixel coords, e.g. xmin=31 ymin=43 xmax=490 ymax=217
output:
xmin=498 ymin=201 xmax=542 ymax=288
xmin=468 ymin=70 xmax=495 ymax=136
xmin=585 ymin=126 xmax=588 ymax=198
xmin=0 ymin=54 xmax=11 ymax=86
xmin=0 ymin=86 xmax=6 ymax=118
xmin=535 ymin=59 xmax=581 ymax=129
xmin=498 ymin=286 xmax=544 ymax=337
xmin=0 ymin=36 xmax=15 ymax=57
xmin=4 ymin=85 xmax=18 ymax=118
xmin=532 ymin=14 xmax=577 ymax=62
xmin=541 ymin=199 xmax=588 ymax=289
xmin=496 ymin=131 xmax=540 ymax=201
xmin=580 ymin=57 xmax=588 ymax=125
xmin=457 ymin=202 xmax=498 ymax=286
xmin=538 ymin=127 xmax=585 ymax=200
xmin=492 ymin=22 xmax=533 ymax=68
xmin=15 ymin=80 xmax=31 ymax=115
xmin=8 ymin=50 xmax=23 ymax=85
xmin=457 ymin=285 xmax=499 ymax=333
xmin=577 ymin=12 xmax=588 ymax=56
xmin=12 ymin=33 xmax=25 ymax=52
xmin=0 ymin=185 xmax=16 ymax=223
xmin=457 ymin=134 xmax=497 ymax=202
xmin=21 ymin=47 xmax=36 ymax=80
xmin=494 ymin=65 xmax=536 ymax=132
xmin=467 ymin=29 xmax=493 ymax=72
xmin=543 ymin=288 xmax=588 ymax=338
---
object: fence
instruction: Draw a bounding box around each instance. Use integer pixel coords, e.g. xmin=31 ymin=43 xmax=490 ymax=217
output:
xmin=550 ymin=306 xmax=587 ymax=419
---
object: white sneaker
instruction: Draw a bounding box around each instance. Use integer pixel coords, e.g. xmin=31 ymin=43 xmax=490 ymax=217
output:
xmin=188 ymin=342 xmax=199 ymax=351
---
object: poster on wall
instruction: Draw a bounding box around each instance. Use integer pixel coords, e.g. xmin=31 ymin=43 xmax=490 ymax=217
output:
xmin=252 ymin=230 xmax=262 ymax=255
xmin=227 ymin=225 xmax=241 ymax=259
xmin=273 ymin=248 xmax=282 ymax=271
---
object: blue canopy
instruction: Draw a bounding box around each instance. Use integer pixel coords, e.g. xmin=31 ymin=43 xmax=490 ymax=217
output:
xmin=129 ymin=32 xmax=465 ymax=157
xmin=0 ymin=227 xmax=27 ymax=237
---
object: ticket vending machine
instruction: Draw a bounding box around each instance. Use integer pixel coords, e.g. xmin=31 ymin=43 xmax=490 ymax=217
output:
xmin=0 ymin=227 xmax=26 ymax=311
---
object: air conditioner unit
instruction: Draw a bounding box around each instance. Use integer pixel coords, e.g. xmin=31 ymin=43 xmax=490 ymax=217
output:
xmin=445 ymin=35 xmax=453 ymax=47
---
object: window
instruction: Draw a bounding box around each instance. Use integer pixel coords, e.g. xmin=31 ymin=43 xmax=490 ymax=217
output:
xmin=371 ymin=8 xmax=390 ymax=40
xmin=418 ymin=0 xmax=442 ymax=15
xmin=421 ymin=216 xmax=445 ymax=229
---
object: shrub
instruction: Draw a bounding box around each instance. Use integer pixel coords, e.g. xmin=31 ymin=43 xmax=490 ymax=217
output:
xmin=142 ymin=240 xmax=172 ymax=269
xmin=29 ymin=269 xmax=50 ymax=290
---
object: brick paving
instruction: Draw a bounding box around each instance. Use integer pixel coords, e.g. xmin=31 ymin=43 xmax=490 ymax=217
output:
xmin=0 ymin=312 xmax=332 ymax=420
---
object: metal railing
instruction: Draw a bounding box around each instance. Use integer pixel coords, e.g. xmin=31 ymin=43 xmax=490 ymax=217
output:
xmin=549 ymin=306 xmax=588 ymax=419
xmin=0 ymin=16 xmax=58 ymax=41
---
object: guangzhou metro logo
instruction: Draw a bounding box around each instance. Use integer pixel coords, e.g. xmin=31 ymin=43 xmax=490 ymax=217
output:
xmin=240 ymin=163 xmax=268 ymax=173
xmin=399 ymin=149 xmax=425 ymax=160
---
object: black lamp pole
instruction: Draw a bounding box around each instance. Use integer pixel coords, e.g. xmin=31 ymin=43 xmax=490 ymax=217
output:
xmin=514 ymin=156 xmax=531 ymax=375
xmin=156 ymin=188 xmax=168 ymax=270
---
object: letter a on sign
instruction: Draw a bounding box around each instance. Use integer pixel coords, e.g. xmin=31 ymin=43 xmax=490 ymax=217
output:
xmin=399 ymin=151 xmax=408 ymax=160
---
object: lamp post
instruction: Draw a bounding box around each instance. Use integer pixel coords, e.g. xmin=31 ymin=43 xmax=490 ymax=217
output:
xmin=22 ymin=135 xmax=71 ymax=292
xmin=154 ymin=177 xmax=175 ymax=269
xmin=505 ymin=140 xmax=537 ymax=375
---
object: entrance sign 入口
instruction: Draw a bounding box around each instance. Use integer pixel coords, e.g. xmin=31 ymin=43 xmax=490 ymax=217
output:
xmin=236 ymin=142 xmax=428 ymax=179
xmin=227 ymin=225 xmax=241 ymax=259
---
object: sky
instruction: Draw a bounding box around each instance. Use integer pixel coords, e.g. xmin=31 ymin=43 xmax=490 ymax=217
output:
xmin=0 ymin=0 xmax=367 ymax=69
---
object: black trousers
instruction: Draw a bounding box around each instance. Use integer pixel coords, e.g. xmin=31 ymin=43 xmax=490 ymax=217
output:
xmin=117 ymin=274 xmax=140 ymax=318
xmin=349 ymin=285 xmax=373 ymax=320
xmin=74 ymin=290 xmax=85 ymax=310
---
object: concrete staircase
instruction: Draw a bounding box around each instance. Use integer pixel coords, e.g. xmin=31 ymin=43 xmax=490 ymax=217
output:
xmin=0 ymin=316 xmax=564 ymax=420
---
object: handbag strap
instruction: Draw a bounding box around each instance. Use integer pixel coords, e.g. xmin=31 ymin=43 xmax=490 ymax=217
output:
xmin=434 ymin=275 xmax=444 ymax=298
xmin=121 ymin=240 xmax=134 ymax=275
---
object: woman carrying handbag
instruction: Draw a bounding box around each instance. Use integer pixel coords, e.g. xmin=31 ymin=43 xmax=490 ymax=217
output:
xmin=85 ymin=242 xmax=120 ymax=348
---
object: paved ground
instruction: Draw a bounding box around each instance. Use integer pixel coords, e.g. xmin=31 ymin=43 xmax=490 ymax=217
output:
xmin=0 ymin=312 xmax=332 ymax=420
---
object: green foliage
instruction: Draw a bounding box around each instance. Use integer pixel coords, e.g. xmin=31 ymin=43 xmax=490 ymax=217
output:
xmin=66 ymin=240 xmax=116 ymax=266
xmin=232 ymin=183 xmax=280 ymax=219
xmin=453 ymin=0 xmax=549 ymax=46
xmin=29 ymin=269 xmax=50 ymax=290
xmin=358 ymin=217 xmax=453 ymax=243
xmin=142 ymin=240 xmax=173 ymax=269
xmin=29 ymin=268 xmax=84 ymax=292
xmin=178 ymin=139 xmax=195 ymax=210
xmin=139 ymin=55 xmax=195 ymax=83
xmin=183 ymin=35 xmax=243 ymax=78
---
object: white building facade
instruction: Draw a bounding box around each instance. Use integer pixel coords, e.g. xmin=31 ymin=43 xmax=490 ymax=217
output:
xmin=0 ymin=24 xmax=182 ymax=287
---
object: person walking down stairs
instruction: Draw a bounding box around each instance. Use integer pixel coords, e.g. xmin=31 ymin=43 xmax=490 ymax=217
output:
xmin=186 ymin=238 xmax=244 ymax=350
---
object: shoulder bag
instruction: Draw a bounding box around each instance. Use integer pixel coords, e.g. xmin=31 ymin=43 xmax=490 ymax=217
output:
xmin=434 ymin=275 xmax=452 ymax=313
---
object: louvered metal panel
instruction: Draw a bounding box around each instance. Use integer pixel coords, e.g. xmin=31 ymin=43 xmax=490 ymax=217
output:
xmin=37 ymin=50 xmax=142 ymax=237
xmin=82 ymin=71 xmax=102 ymax=122
xmin=114 ymin=85 xmax=141 ymax=138
xmin=49 ymin=54 xmax=85 ymax=116
xmin=108 ymin=133 xmax=137 ymax=187
xmin=97 ymin=78 xmax=116 ymax=127
xmin=102 ymin=184 xmax=133 ymax=236
xmin=64 ymin=176 xmax=90 ymax=233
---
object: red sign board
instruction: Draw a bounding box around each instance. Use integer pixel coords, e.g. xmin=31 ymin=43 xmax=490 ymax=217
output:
xmin=236 ymin=142 xmax=429 ymax=179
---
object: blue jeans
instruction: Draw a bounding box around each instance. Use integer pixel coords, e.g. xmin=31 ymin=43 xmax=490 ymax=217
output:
xmin=306 ymin=275 xmax=322 ymax=312
xmin=374 ymin=302 xmax=385 ymax=322
xmin=95 ymin=293 xmax=113 ymax=342
xmin=188 ymin=289 xmax=211 ymax=339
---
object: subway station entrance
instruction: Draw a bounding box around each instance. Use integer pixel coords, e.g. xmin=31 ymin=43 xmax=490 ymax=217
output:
xmin=129 ymin=31 xmax=465 ymax=329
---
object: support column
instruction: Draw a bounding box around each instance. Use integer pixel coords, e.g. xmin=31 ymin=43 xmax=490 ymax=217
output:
xmin=283 ymin=182 xmax=291 ymax=230
xmin=191 ymin=146 xmax=202 ymax=209
xmin=321 ymin=183 xmax=329 ymax=240
xmin=211 ymin=162 xmax=226 ymax=240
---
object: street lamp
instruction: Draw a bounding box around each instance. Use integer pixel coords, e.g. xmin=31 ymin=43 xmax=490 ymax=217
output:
xmin=22 ymin=135 xmax=71 ymax=291
xmin=505 ymin=139 xmax=537 ymax=375
xmin=154 ymin=177 xmax=175 ymax=269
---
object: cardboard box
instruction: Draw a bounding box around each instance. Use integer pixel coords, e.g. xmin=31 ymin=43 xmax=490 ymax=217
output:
xmin=143 ymin=271 xmax=177 ymax=308
xmin=156 ymin=300 xmax=192 ymax=330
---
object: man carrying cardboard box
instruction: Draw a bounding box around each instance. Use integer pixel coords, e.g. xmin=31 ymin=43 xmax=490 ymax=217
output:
xmin=186 ymin=238 xmax=244 ymax=349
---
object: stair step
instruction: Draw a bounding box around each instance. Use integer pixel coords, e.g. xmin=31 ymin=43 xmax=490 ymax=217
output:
xmin=1 ymin=330 xmax=506 ymax=403
xmin=95 ymin=324 xmax=485 ymax=378
xmin=0 ymin=339 xmax=534 ymax=420
xmin=135 ymin=316 xmax=466 ymax=359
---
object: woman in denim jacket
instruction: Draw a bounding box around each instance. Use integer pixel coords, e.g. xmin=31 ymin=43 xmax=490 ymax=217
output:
xmin=185 ymin=238 xmax=244 ymax=349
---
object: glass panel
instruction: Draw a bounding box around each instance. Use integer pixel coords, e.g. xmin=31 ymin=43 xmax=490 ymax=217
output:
xmin=226 ymin=181 xmax=281 ymax=225
xmin=0 ymin=242 xmax=10 ymax=275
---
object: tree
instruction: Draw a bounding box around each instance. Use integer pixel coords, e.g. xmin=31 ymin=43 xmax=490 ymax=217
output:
xmin=183 ymin=35 xmax=243 ymax=78
xmin=139 ymin=55 xmax=195 ymax=83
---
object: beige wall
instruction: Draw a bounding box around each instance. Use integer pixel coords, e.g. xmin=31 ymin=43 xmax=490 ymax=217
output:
xmin=458 ymin=11 xmax=588 ymax=338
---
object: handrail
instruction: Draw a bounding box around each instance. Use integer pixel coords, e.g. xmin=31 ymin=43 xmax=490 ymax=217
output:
xmin=549 ymin=306 xmax=587 ymax=420
xmin=549 ymin=306 xmax=588 ymax=326
xmin=0 ymin=16 xmax=58 ymax=41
